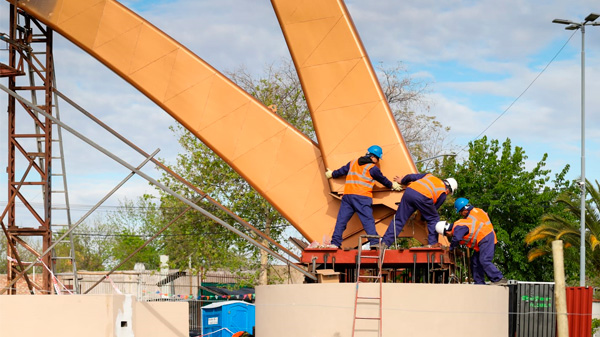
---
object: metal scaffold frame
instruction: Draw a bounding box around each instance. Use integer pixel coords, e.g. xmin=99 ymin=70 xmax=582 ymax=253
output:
xmin=4 ymin=5 xmax=55 ymax=294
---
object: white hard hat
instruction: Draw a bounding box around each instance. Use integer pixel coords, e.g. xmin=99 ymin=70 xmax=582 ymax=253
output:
xmin=444 ymin=178 xmax=458 ymax=195
xmin=435 ymin=221 xmax=451 ymax=235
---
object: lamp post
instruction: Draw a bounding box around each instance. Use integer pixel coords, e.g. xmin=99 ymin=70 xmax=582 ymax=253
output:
xmin=552 ymin=13 xmax=600 ymax=287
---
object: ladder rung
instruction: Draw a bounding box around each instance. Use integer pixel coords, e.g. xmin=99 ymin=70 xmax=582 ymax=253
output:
xmin=358 ymin=275 xmax=381 ymax=279
xmin=359 ymin=255 xmax=380 ymax=259
xmin=355 ymin=317 xmax=381 ymax=320
xmin=357 ymin=296 xmax=381 ymax=300
xmin=51 ymin=173 xmax=64 ymax=176
xmin=52 ymin=256 xmax=73 ymax=260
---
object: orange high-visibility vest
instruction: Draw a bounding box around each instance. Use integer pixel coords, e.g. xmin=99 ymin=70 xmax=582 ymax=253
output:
xmin=343 ymin=159 xmax=375 ymax=198
xmin=408 ymin=174 xmax=446 ymax=203
xmin=451 ymin=208 xmax=496 ymax=251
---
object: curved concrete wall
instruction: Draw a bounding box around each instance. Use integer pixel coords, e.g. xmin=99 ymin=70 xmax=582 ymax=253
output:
xmin=256 ymin=283 xmax=508 ymax=337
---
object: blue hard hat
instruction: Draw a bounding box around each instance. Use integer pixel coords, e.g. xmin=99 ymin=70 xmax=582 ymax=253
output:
xmin=367 ymin=145 xmax=383 ymax=159
xmin=454 ymin=197 xmax=470 ymax=213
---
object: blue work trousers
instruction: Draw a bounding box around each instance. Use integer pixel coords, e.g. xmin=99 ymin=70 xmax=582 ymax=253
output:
xmin=381 ymin=188 xmax=439 ymax=246
xmin=331 ymin=194 xmax=378 ymax=247
xmin=471 ymin=233 xmax=504 ymax=284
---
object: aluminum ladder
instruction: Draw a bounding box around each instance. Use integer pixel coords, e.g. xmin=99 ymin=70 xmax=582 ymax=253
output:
xmin=48 ymin=82 xmax=79 ymax=294
xmin=351 ymin=235 xmax=384 ymax=337
xmin=25 ymin=38 xmax=79 ymax=293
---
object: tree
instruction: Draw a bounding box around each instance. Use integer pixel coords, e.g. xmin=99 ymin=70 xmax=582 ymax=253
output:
xmin=156 ymin=191 xmax=258 ymax=286
xmin=377 ymin=62 xmax=454 ymax=170
xmin=438 ymin=136 xmax=571 ymax=281
xmin=228 ymin=60 xmax=314 ymax=140
xmin=525 ymin=179 xmax=600 ymax=285
xmin=53 ymin=219 xmax=118 ymax=272
xmin=53 ymin=198 xmax=162 ymax=273
xmin=103 ymin=197 xmax=162 ymax=270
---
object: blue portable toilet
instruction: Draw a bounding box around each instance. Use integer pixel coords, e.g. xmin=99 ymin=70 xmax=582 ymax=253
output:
xmin=202 ymin=301 xmax=255 ymax=337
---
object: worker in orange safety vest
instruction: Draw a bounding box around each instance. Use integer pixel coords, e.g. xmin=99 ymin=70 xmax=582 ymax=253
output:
xmin=436 ymin=197 xmax=506 ymax=285
xmin=325 ymin=145 xmax=402 ymax=249
xmin=381 ymin=173 xmax=457 ymax=248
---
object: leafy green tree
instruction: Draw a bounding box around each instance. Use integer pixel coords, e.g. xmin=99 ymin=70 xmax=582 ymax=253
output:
xmin=103 ymin=197 xmax=161 ymax=270
xmin=525 ymin=179 xmax=600 ymax=285
xmin=155 ymin=194 xmax=256 ymax=285
xmin=438 ymin=137 xmax=571 ymax=281
xmin=53 ymin=219 xmax=117 ymax=272
xmin=54 ymin=198 xmax=163 ymax=273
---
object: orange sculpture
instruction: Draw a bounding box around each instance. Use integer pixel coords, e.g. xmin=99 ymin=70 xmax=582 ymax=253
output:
xmin=16 ymin=0 xmax=431 ymax=247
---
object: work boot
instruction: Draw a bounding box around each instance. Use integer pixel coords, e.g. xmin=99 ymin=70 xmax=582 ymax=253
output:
xmin=492 ymin=278 xmax=508 ymax=286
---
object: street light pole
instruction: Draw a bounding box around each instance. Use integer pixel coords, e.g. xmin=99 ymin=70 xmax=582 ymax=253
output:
xmin=552 ymin=13 xmax=600 ymax=287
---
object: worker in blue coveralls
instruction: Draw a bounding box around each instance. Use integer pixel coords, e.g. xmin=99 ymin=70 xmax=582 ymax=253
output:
xmin=325 ymin=145 xmax=402 ymax=249
xmin=435 ymin=198 xmax=507 ymax=285
xmin=380 ymin=173 xmax=457 ymax=248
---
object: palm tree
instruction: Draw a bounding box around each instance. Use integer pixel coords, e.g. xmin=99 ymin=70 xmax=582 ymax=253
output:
xmin=525 ymin=179 xmax=600 ymax=276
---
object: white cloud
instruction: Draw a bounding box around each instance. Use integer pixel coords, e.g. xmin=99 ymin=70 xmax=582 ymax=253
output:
xmin=1 ymin=0 xmax=599 ymax=221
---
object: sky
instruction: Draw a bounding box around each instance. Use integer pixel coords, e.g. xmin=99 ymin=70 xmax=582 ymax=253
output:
xmin=0 ymin=0 xmax=599 ymax=229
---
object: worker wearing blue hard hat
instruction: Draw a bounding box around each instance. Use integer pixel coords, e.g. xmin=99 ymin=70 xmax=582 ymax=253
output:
xmin=436 ymin=198 xmax=506 ymax=285
xmin=380 ymin=173 xmax=457 ymax=248
xmin=325 ymin=145 xmax=402 ymax=249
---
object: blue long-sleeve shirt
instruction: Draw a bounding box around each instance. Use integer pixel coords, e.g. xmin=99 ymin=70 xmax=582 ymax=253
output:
xmin=401 ymin=173 xmax=447 ymax=209
xmin=449 ymin=224 xmax=470 ymax=250
xmin=332 ymin=156 xmax=393 ymax=190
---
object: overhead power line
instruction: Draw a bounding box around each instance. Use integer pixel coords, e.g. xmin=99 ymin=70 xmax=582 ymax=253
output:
xmin=460 ymin=30 xmax=578 ymax=154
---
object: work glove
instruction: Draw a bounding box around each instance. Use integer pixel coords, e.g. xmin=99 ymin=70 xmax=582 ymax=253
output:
xmin=392 ymin=181 xmax=402 ymax=191
xmin=325 ymin=169 xmax=333 ymax=179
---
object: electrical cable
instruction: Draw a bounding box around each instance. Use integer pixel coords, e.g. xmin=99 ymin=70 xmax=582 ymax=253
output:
xmin=458 ymin=30 xmax=578 ymax=155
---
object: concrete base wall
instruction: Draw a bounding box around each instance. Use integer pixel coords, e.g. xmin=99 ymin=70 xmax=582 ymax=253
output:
xmin=256 ymin=283 xmax=508 ymax=337
xmin=0 ymin=294 xmax=188 ymax=337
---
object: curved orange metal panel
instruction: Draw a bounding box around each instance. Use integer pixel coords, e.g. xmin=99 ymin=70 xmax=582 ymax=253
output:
xmin=271 ymin=0 xmax=417 ymax=193
xmin=15 ymin=0 xmax=352 ymax=244
xmin=271 ymin=0 xmax=428 ymax=244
